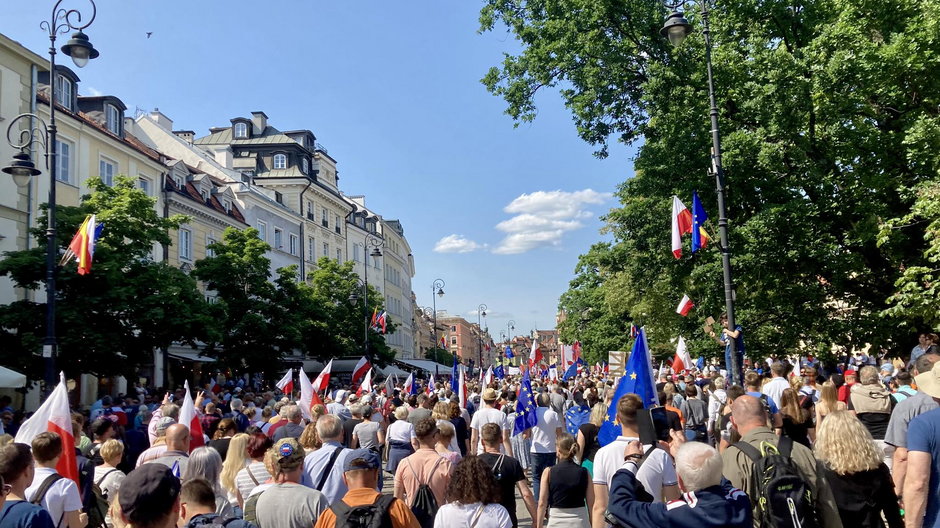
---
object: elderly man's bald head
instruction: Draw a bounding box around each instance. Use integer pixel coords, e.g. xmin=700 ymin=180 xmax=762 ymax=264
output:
xmin=731 ymin=395 xmax=767 ymax=433
xmin=165 ymin=423 xmax=190 ymax=451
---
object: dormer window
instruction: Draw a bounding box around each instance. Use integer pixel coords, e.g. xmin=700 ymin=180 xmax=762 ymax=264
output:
xmin=173 ymin=175 xmax=184 ymax=187
xmin=55 ymin=74 xmax=72 ymax=110
xmin=106 ymin=104 xmax=121 ymax=135
xmin=273 ymin=153 xmax=287 ymax=169
xmin=222 ymin=199 xmax=232 ymax=212
xmin=200 ymin=189 xmax=209 ymax=202
xmin=301 ymin=158 xmax=309 ymax=174
xmin=234 ymin=122 xmax=248 ymax=138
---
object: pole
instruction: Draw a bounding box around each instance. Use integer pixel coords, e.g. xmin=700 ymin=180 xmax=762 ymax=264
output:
xmin=701 ymin=1 xmax=739 ymax=386
xmin=43 ymin=32 xmax=59 ymax=392
xmin=363 ymin=259 xmax=369 ymax=359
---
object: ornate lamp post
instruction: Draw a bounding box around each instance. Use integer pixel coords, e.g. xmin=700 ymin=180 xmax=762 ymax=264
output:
xmin=431 ymin=279 xmax=445 ymax=356
xmin=3 ymin=0 xmax=99 ymax=390
xmin=660 ymin=2 xmax=740 ymax=385
xmin=348 ymin=233 xmax=383 ymax=361
xmin=477 ymin=303 xmax=487 ymax=374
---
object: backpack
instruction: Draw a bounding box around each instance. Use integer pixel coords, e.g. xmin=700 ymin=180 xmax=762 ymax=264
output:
xmin=243 ymin=490 xmax=264 ymax=525
xmin=87 ymin=469 xmax=119 ymax=528
xmin=30 ymin=473 xmax=65 ymax=527
xmin=329 ymin=493 xmax=396 ymax=528
xmin=733 ymin=436 xmax=818 ymax=528
xmin=406 ymin=457 xmax=445 ymax=528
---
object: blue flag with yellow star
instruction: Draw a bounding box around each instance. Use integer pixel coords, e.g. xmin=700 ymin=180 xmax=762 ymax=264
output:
xmin=598 ymin=327 xmax=657 ymax=446
xmin=513 ymin=369 xmax=538 ymax=436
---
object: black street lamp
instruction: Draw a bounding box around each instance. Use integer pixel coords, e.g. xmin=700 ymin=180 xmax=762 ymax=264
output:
xmin=477 ymin=303 xmax=487 ymax=375
xmin=3 ymin=0 xmax=99 ymax=391
xmin=660 ymin=2 xmax=740 ymax=385
xmin=431 ymin=279 xmax=445 ymax=358
xmin=348 ymin=234 xmax=383 ymax=361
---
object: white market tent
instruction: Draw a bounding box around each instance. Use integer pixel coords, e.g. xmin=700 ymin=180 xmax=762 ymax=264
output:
xmin=0 ymin=365 xmax=27 ymax=388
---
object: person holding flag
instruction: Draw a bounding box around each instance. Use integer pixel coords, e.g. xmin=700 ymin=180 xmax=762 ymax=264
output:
xmin=592 ymin=328 xmax=680 ymax=528
xmin=24 ymin=432 xmax=86 ymax=528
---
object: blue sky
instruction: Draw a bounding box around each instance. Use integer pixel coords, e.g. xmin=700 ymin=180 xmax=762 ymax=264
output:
xmin=4 ymin=1 xmax=635 ymax=338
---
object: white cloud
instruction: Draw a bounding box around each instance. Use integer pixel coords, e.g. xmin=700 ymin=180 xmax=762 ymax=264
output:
xmin=85 ymin=86 xmax=103 ymax=97
xmin=492 ymin=189 xmax=612 ymax=254
xmin=433 ymin=234 xmax=485 ymax=253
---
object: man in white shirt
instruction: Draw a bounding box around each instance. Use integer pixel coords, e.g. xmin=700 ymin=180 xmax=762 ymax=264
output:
xmin=25 ymin=432 xmax=86 ymax=528
xmin=469 ymin=388 xmax=513 ymax=455
xmin=592 ymin=393 xmax=679 ymax=528
xmin=528 ymin=392 xmax=561 ymax=502
xmin=761 ymin=361 xmax=790 ymax=410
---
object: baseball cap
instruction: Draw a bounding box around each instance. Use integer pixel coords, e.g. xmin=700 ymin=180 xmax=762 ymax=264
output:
xmin=344 ymin=448 xmax=381 ymax=472
xmin=273 ymin=438 xmax=305 ymax=472
xmin=118 ymin=464 xmax=181 ymax=524
xmin=880 ymin=363 xmax=895 ymax=374
xmin=844 ymin=369 xmax=857 ymax=376
xmin=482 ymin=388 xmax=498 ymax=401
xmin=155 ymin=416 xmax=175 ymax=435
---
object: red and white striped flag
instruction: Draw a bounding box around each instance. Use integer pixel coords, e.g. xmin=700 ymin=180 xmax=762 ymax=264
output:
xmin=178 ymin=380 xmax=205 ymax=453
xmin=275 ymin=369 xmax=294 ymax=395
xmin=312 ymin=359 xmax=333 ymax=393
xmin=672 ymin=336 xmax=692 ymax=373
xmin=672 ymin=196 xmax=693 ymax=258
xmin=458 ymin=368 xmax=467 ymax=409
xmin=351 ymin=356 xmax=371 ymax=386
xmin=357 ymin=369 xmax=373 ymax=397
xmin=676 ymin=294 xmax=694 ymax=316
xmin=14 ymin=373 xmax=78 ymax=485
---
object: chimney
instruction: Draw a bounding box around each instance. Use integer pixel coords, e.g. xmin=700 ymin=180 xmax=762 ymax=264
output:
xmin=123 ymin=117 xmax=136 ymax=137
xmin=173 ymin=130 xmax=195 ymax=144
xmin=149 ymin=108 xmax=173 ymax=130
xmin=214 ymin=148 xmax=233 ymax=169
xmin=250 ymin=111 xmax=268 ymax=135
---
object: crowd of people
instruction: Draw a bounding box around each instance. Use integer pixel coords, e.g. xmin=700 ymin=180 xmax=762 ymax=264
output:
xmin=0 ymin=332 xmax=939 ymax=528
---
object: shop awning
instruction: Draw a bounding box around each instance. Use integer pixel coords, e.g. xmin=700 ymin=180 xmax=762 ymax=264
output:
xmin=0 ymin=366 xmax=27 ymax=388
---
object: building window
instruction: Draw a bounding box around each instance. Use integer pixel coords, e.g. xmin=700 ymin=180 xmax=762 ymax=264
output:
xmin=289 ymin=234 xmax=298 ymax=256
xmin=451 ymin=325 xmax=457 ymax=332
xmin=307 ymin=236 xmax=315 ymax=262
xmin=301 ymin=158 xmax=309 ymax=174
xmin=200 ymin=189 xmax=209 ymax=202
xmin=274 ymin=227 xmax=283 ymax=249
xmin=451 ymin=337 xmax=457 ymax=345
xmin=323 ymin=242 xmax=329 ymax=258
xmin=99 ymin=157 xmax=117 ymax=186
xmin=335 ymin=214 xmax=341 ymax=234
xmin=222 ymin=199 xmax=231 ymax=212
xmin=206 ymin=235 xmax=217 ymax=257
xmin=273 ymin=153 xmax=287 ymax=169
xmin=234 ymin=122 xmax=248 ymax=138
xmin=106 ymin=104 xmax=121 ymax=135
xmin=275 ymin=191 xmax=284 ymax=204
xmin=55 ymin=138 xmax=73 ymax=184
xmin=353 ymin=244 xmax=360 ymax=262
xmin=179 ymin=228 xmax=192 ymax=260
xmin=256 ymin=220 xmax=267 ymax=241
xmin=54 ymin=74 xmax=72 ymax=110
xmin=138 ymin=176 xmax=151 ymax=195
xmin=336 ymin=248 xmax=342 ymax=262
xmin=321 ymin=207 xmax=329 ymax=228
xmin=173 ymin=174 xmax=184 ymax=187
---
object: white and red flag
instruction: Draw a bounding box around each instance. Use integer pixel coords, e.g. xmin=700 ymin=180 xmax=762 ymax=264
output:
xmin=672 ymin=196 xmax=693 ymax=258
xmin=351 ymin=356 xmax=371 ymax=386
xmin=458 ymin=368 xmax=467 ymax=409
xmin=529 ymin=338 xmax=543 ymax=367
xmin=426 ymin=375 xmax=436 ymax=395
xmin=403 ymin=372 xmax=416 ymax=395
xmin=15 ymin=373 xmax=79 ymax=485
xmin=178 ymin=380 xmax=205 ymax=453
xmin=672 ymin=336 xmax=692 ymax=373
xmin=298 ymin=369 xmax=323 ymax=421
xmin=357 ymin=369 xmax=373 ymax=397
xmin=275 ymin=368 xmax=294 ymax=395
xmin=312 ymin=359 xmax=333 ymax=393
xmin=676 ymin=294 xmax=694 ymax=316
xmin=483 ymin=366 xmax=493 ymax=387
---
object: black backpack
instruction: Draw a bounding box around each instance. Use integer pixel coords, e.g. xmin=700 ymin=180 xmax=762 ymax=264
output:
xmin=329 ymin=494 xmax=396 ymax=528
xmin=406 ymin=457 xmax=445 ymax=528
xmin=87 ymin=468 xmax=119 ymax=528
xmin=733 ymin=436 xmax=818 ymax=528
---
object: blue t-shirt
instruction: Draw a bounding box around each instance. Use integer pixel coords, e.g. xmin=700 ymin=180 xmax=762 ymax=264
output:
xmin=908 ymin=408 xmax=940 ymax=527
xmin=746 ymin=391 xmax=780 ymax=415
xmin=0 ymin=500 xmax=56 ymax=528
xmin=720 ymin=325 xmax=745 ymax=356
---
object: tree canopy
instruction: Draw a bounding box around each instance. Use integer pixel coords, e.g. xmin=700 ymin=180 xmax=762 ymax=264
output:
xmin=481 ymin=0 xmax=940 ymax=359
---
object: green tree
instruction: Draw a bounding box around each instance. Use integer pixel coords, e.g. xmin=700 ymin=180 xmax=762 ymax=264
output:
xmin=307 ymin=257 xmax=396 ymax=364
xmin=0 ymin=176 xmax=208 ymax=381
xmin=425 ymin=347 xmax=455 ymax=366
xmin=482 ymin=0 xmax=940 ymax=357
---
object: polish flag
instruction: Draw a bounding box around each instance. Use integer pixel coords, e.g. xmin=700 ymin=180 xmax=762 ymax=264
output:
xmin=15 ymin=373 xmax=78 ymax=485
xmin=275 ymin=369 xmax=294 ymax=395
xmin=351 ymin=357 xmax=371 ymax=386
xmin=178 ymin=380 xmax=205 ymax=452
xmin=672 ymin=196 xmax=693 ymax=258
xmin=483 ymin=366 xmax=493 ymax=387
xmin=529 ymin=338 xmax=543 ymax=367
xmin=672 ymin=336 xmax=692 ymax=373
xmin=676 ymin=294 xmax=694 ymax=316
xmin=426 ymin=376 xmax=436 ymax=396
xmin=403 ymin=372 xmax=416 ymax=395
xmin=298 ymin=369 xmax=322 ymax=421
xmin=312 ymin=360 xmax=333 ymax=393
xmin=458 ymin=369 xmax=467 ymax=409
xmin=357 ymin=369 xmax=373 ymax=397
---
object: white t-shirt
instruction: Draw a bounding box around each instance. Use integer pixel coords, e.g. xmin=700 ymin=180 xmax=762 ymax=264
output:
xmin=530 ymin=407 xmax=560 ymax=453
xmin=433 ymin=502 xmax=512 ymax=528
xmin=470 ymin=407 xmax=510 ymax=454
xmin=387 ymin=419 xmax=416 ymax=444
xmin=762 ymin=377 xmax=790 ymax=410
xmin=26 ymin=467 xmax=83 ymax=526
xmin=592 ymin=436 xmax=677 ymax=503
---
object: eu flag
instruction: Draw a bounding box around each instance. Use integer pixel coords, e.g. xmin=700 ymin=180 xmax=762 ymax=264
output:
xmin=598 ymin=327 xmax=657 ymax=446
xmin=562 ymin=362 xmax=579 ymax=380
xmin=691 ymin=191 xmax=711 ymax=253
xmin=505 ymin=345 xmax=514 ymax=359
xmin=513 ymin=369 xmax=538 ymax=436
xmin=493 ymin=365 xmax=505 ymax=379
xmin=451 ymin=357 xmax=460 ymax=395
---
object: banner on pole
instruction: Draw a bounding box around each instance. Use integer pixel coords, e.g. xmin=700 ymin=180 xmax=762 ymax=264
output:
xmin=608 ymin=351 xmax=627 ymax=377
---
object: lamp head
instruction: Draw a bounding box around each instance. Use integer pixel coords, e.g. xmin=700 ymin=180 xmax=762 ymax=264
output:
xmin=61 ymin=31 xmax=99 ymax=68
xmin=437 ymin=288 xmax=444 ymax=298
xmin=660 ymin=11 xmax=693 ymax=46
xmin=370 ymin=247 xmax=382 ymax=258
xmin=3 ymin=151 xmax=41 ymax=187
xmin=348 ymin=292 xmax=359 ymax=305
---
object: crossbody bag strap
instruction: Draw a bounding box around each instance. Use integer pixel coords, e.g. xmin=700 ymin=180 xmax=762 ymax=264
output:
xmin=245 ymin=463 xmax=260 ymax=486
xmin=95 ymin=468 xmax=119 ymax=487
xmin=315 ymin=447 xmax=343 ymax=491
xmin=731 ymin=441 xmax=762 ymax=463
xmin=29 ymin=473 xmax=62 ymax=506
xmin=468 ymin=503 xmax=486 ymax=528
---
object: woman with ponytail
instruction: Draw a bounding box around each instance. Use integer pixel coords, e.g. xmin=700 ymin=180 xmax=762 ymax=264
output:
xmin=535 ymin=433 xmax=594 ymax=528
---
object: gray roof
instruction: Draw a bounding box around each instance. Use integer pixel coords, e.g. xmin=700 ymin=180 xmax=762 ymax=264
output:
xmin=194 ymin=125 xmax=303 ymax=147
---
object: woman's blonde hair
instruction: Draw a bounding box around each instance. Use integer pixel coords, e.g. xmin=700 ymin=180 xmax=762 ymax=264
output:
xmin=432 ymin=402 xmax=451 ymax=421
xmin=780 ymin=388 xmax=805 ymax=424
xmin=789 ymin=376 xmax=803 ymax=391
xmin=220 ymin=433 xmax=249 ymax=495
xmin=556 ymin=432 xmax=579 ymax=461
xmin=589 ymin=403 xmax=607 ymax=427
xmin=299 ymin=423 xmax=321 ymax=451
xmin=818 ymin=381 xmax=838 ymax=415
xmin=815 ymin=410 xmax=882 ymax=474
xmin=99 ymin=439 xmax=124 ymax=463
xmin=437 ymin=421 xmax=456 ymax=442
